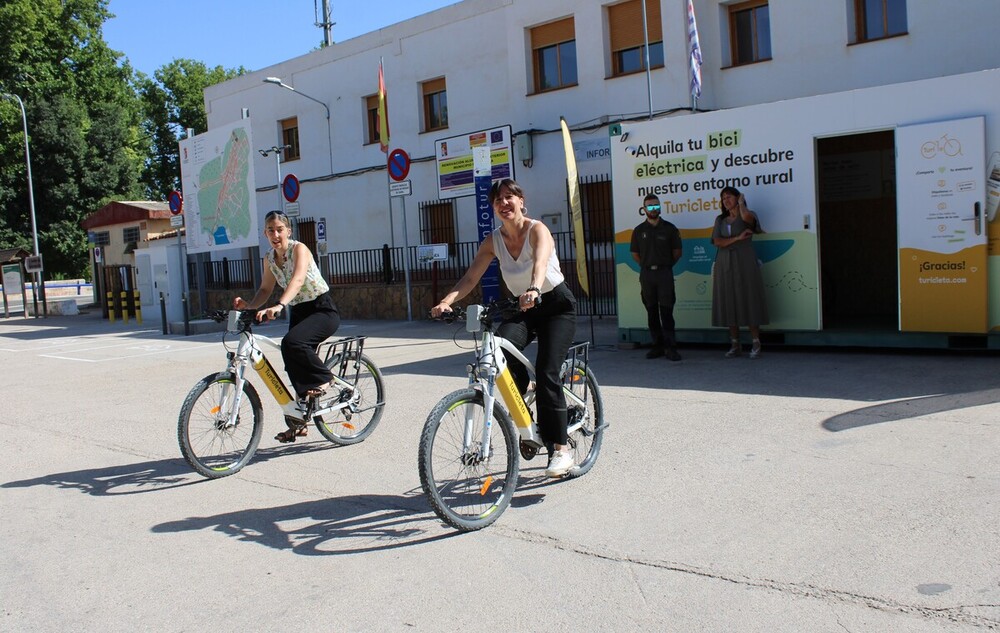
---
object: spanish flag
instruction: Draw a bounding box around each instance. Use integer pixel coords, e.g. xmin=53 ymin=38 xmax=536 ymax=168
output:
xmin=377 ymin=59 xmax=390 ymax=153
xmin=560 ymin=117 xmax=589 ymax=296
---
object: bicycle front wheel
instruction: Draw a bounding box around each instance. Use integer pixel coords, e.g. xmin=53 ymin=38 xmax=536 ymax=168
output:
xmin=178 ymin=373 xmax=263 ymax=478
xmin=314 ymin=352 xmax=386 ymax=445
xmin=418 ymin=389 xmax=519 ymax=532
xmin=562 ymin=361 xmax=605 ymax=478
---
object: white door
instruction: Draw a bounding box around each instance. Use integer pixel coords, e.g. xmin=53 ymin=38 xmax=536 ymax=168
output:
xmin=135 ymin=252 xmax=154 ymax=308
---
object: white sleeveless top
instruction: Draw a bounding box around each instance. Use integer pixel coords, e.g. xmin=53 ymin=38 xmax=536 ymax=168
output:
xmin=491 ymin=220 xmax=564 ymax=294
xmin=265 ymin=240 xmax=330 ymax=305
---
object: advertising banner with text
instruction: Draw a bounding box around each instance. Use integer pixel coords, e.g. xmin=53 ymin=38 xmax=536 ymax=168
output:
xmin=611 ymin=108 xmax=820 ymax=332
xmin=895 ymin=117 xmax=987 ymax=333
xmin=434 ymin=126 xmax=513 ymax=200
xmin=611 ymin=70 xmax=999 ymax=335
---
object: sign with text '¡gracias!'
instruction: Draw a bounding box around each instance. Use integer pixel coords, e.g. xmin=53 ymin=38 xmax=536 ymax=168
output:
xmin=610 ymin=107 xmax=818 ymax=331
xmin=434 ymin=125 xmax=513 ymax=200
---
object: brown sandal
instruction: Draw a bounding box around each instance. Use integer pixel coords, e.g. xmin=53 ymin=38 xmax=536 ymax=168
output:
xmin=275 ymin=422 xmax=308 ymax=443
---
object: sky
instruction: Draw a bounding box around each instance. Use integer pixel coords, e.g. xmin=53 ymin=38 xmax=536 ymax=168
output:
xmin=103 ymin=0 xmax=460 ymax=77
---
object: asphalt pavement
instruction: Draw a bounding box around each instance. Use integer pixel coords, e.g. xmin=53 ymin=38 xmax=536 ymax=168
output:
xmin=2 ymin=307 xmax=998 ymax=632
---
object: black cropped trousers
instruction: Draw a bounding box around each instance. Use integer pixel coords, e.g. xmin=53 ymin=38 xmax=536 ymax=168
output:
xmin=281 ymin=291 xmax=340 ymax=397
xmin=497 ymin=282 xmax=577 ymax=446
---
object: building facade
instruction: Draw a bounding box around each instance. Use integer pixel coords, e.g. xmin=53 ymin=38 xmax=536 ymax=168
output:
xmin=200 ymin=0 xmax=1000 ymax=342
xmin=203 ymin=0 xmax=1000 ymax=254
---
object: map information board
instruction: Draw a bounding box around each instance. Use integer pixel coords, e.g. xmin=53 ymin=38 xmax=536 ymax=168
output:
xmin=179 ymin=120 xmax=259 ymax=254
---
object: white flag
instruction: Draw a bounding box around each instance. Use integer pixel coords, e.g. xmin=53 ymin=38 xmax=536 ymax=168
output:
xmin=687 ymin=0 xmax=703 ymax=97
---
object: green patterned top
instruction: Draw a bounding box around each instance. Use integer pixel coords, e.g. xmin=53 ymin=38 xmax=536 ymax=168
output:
xmin=265 ymin=240 xmax=330 ymax=305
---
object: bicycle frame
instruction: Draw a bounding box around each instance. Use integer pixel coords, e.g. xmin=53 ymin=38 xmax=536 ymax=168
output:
xmin=463 ymin=304 xmax=590 ymax=459
xmin=221 ymin=310 xmax=367 ymax=425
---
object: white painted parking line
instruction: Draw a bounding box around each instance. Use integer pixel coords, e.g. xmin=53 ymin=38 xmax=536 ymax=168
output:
xmin=40 ymin=344 xmax=209 ymax=362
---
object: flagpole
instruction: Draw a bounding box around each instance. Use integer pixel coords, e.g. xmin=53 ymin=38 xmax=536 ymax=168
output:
xmin=641 ymin=0 xmax=653 ymax=120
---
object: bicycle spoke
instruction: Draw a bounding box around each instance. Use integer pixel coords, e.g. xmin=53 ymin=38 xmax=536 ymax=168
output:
xmin=419 ymin=390 xmax=518 ymax=531
xmin=178 ymin=375 xmax=263 ymax=478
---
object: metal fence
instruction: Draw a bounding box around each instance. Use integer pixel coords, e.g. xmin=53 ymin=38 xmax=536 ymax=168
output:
xmin=323 ymin=232 xmax=617 ymax=317
xmin=187 ymin=257 xmax=255 ymax=291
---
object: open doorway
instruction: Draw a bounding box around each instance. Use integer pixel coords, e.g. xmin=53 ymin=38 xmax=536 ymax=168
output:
xmin=816 ymin=130 xmax=897 ymax=330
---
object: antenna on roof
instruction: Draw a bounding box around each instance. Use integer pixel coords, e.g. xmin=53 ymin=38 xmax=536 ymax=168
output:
xmin=314 ymin=0 xmax=335 ymax=47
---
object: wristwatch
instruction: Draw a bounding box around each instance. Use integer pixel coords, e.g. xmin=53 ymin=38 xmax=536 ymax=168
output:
xmin=275 ymin=302 xmax=286 ymax=311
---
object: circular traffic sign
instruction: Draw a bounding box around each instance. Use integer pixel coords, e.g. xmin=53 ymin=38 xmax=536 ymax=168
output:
xmin=168 ymin=190 xmax=183 ymax=215
xmin=282 ymin=174 xmax=300 ymax=203
xmin=388 ymin=148 xmax=410 ymax=182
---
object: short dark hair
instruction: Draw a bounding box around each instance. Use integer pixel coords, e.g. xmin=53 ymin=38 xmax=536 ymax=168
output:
xmin=488 ymin=178 xmax=525 ymax=205
xmin=643 ymin=194 xmax=660 ymax=205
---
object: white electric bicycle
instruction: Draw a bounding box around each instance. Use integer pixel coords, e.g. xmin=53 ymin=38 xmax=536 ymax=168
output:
xmin=419 ymin=297 xmax=606 ymax=531
xmin=178 ymin=309 xmax=386 ymax=478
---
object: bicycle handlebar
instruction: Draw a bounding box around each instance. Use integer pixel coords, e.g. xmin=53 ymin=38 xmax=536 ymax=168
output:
xmin=206 ymin=309 xmax=258 ymax=333
xmin=430 ymin=296 xmax=536 ymax=327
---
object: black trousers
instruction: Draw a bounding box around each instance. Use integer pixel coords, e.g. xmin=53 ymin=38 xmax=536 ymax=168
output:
xmin=639 ymin=267 xmax=676 ymax=348
xmin=282 ymin=291 xmax=340 ymax=397
xmin=497 ymin=282 xmax=576 ymax=446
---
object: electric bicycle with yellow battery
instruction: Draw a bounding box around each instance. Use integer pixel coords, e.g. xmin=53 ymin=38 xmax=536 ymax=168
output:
xmin=419 ymin=297 xmax=606 ymax=531
xmin=177 ymin=309 xmax=386 ymax=478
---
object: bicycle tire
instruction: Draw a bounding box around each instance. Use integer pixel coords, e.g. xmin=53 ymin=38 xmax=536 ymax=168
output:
xmin=562 ymin=361 xmax=605 ymax=478
xmin=314 ymin=352 xmax=386 ymax=445
xmin=178 ymin=372 xmax=263 ymax=478
xmin=418 ymin=388 xmax=519 ymax=532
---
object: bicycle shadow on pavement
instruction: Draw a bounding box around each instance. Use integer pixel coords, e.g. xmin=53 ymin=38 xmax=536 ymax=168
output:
xmin=0 ymin=441 xmax=340 ymax=496
xmin=1 ymin=456 xmax=204 ymax=496
xmin=821 ymin=386 xmax=1000 ymax=432
xmin=151 ymin=492 xmax=459 ymax=555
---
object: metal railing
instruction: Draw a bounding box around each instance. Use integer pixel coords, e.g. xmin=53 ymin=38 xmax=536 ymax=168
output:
xmin=187 ymin=258 xmax=255 ymax=290
xmin=323 ymin=231 xmax=617 ymax=317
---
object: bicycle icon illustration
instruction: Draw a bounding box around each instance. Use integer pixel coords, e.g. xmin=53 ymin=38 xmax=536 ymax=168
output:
xmin=921 ymin=133 xmax=962 ymax=159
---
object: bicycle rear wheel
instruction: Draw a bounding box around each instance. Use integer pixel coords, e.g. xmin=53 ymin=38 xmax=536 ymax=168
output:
xmin=562 ymin=361 xmax=605 ymax=478
xmin=314 ymin=352 xmax=386 ymax=445
xmin=418 ymin=388 xmax=519 ymax=532
xmin=178 ymin=373 xmax=263 ymax=478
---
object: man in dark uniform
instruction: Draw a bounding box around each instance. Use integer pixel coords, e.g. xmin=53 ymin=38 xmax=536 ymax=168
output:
xmin=630 ymin=194 xmax=683 ymax=361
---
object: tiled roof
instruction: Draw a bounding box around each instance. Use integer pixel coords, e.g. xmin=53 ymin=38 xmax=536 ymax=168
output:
xmin=80 ymin=201 xmax=173 ymax=230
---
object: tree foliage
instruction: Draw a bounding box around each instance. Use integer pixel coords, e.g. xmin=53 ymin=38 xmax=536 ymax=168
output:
xmin=0 ymin=0 xmax=243 ymax=278
xmin=138 ymin=59 xmax=244 ymax=199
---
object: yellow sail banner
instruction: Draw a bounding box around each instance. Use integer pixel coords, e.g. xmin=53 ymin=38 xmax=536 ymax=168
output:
xmin=560 ymin=117 xmax=589 ymax=296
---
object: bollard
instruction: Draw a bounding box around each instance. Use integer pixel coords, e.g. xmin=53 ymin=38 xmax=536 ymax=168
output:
xmin=133 ymin=289 xmax=142 ymax=326
xmin=182 ymin=292 xmax=190 ymax=336
xmin=107 ymin=291 xmax=116 ymax=322
xmin=120 ymin=291 xmax=130 ymax=323
xmin=159 ymin=292 xmax=167 ymax=335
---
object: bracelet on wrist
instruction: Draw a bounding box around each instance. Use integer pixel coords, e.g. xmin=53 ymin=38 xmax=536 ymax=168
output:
xmin=526 ymin=286 xmax=541 ymax=294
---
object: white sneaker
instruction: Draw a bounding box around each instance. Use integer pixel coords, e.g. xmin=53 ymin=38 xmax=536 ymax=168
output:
xmin=545 ymin=449 xmax=574 ymax=477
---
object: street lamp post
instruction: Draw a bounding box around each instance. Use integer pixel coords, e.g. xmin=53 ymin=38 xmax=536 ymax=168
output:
xmin=258 ymin=145 xmax=288 ymax=210
xmin=1 ymin=92 xmax=44 ymax=317
xmin=262 ymin=77 xmax=334 ymax=175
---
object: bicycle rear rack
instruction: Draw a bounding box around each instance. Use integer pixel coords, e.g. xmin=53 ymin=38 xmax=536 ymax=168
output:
xmin=563 ymin=341 xmax=591 ymax=395
xmin=318 ymin=336 xmax=368 ymax=383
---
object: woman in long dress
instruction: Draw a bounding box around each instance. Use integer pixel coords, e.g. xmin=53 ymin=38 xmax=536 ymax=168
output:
xmin=711 ymin=186 xmax=768 ymax=359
